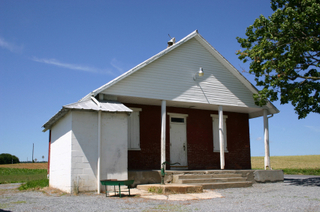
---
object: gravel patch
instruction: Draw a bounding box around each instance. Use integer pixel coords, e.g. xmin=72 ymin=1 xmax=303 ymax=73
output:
xmin=1 ymin=177 xmax=319 ymax=212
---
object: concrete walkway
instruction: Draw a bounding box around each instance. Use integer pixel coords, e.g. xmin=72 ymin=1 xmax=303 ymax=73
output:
xmin=128 ymin=188 xmax=223 ymax=201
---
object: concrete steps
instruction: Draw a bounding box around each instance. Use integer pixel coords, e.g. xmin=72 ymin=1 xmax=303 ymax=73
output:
xmin=192 ymin=181 xmax=253 ymax=189
xmin=171 ymin=171 xmax=253 ymax=189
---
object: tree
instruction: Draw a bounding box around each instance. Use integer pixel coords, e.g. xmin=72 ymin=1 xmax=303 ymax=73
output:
xmin=0 ymin=153 xmax=20 ymax=164
xmin=236 ymin=0 xmax=320 ymax=119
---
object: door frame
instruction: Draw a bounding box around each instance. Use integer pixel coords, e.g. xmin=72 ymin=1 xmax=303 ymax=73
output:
xmin=168 ymin=113 xmax=188 ymax=169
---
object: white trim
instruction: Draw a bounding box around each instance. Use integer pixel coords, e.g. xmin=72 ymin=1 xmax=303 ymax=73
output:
xmin=128 ymin=148 xmax=141 ymax=151
xmin=169 ymin=112 xmax=188 ymax=168
xmin=168 ymin=113 xmax=189 ymax=118
xmin=129 ymin=107 xmax=142 ymax=112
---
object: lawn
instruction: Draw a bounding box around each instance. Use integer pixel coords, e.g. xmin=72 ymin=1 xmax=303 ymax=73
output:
xmin=0 ymin=163 xmax=49 ymax=189
xmin=251 ymin=155 xmax=320 ymax=175
xmin=0 ymin=168 xmax=47 ymax=184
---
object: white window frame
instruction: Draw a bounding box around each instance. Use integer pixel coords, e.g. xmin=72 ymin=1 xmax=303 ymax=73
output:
xmin=128 ymin=108 xmax=142 ymax=150
xmin=211 ymin=114 xmax=228 ymax=153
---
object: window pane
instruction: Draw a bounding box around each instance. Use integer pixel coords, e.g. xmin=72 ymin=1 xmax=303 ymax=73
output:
xmin=171 ymin=117 xmax=184 ymax=123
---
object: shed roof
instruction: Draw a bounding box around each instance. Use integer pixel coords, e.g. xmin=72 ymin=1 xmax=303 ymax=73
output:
xmin=42 ymin=100 xmax=132 ymax=132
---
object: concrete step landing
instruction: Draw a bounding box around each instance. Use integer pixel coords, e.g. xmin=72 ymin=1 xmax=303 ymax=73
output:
xmin=192 ymin=181 xmax=253 ymax=189
xmin=137 ymin=184 xmax=203 ymax=194
xmin=171 ymin=171 xmax=253 ymax=189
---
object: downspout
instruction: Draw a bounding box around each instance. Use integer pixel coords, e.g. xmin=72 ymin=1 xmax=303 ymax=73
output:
xmin=268 ymin=114 xmax=274 ymax=119
xmin=91 ymin=96 xmax=102 ymax=194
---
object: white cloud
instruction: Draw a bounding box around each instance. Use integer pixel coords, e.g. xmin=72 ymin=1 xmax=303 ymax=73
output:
xmin=110 ymin=58 xmax=124 ymax=73
xmin=305 ymin=125 xmax=320 ymax=133
xmin=0 ymin=36 xmax=23 ymax=53
xmin=32 ymin=57 xmax=115 ymax=75
xmin=256 ymin=137 xmax=262 ymax=141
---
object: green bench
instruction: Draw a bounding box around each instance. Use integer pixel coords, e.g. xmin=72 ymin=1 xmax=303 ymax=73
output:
xmin=100 ymin=179 xmax=134 ymax=198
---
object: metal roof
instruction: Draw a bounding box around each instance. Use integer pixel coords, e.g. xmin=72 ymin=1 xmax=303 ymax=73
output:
xmin=42 ymin=100 xmax=132 ymax=132
xmin=64 ymin=100 xmax=132 ymax=112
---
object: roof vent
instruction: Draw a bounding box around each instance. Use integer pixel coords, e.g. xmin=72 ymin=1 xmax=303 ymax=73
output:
xmin=167 ymin=37 xmax=176 ymax=47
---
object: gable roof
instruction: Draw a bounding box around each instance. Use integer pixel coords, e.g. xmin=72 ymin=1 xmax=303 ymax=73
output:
xmin=79 ymin=30 xmax=257 ymax=99
xmin=79 ymin=30 xmax=279 ymax=117
xmin=79 ymin=30 xmax=200 ymax=102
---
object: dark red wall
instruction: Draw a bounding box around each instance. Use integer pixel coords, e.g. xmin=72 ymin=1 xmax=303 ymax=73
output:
xmin=48 ymin=130 xmax=51 ymax=175
xmin=126 ymin=103 xmax=251 ymax=170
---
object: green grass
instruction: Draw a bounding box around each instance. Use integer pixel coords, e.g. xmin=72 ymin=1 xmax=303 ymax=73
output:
xmin=18 ymin=178 xmax=49 ymax=190
xmin=148 ymin=187 xmax=163 ymax=194
xmin=281 ymin=168 xmax=320 ymax=175
xmin=251 ymin=155 xmax=320 ymax=175
xmin=0 ymin=168 xmax=48 ymax=189
xmin=0 ymin=168 xmax=47 ymax=184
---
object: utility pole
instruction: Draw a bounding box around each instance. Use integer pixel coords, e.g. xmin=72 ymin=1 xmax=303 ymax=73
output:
xmin=32 ymin=143 xmax=34 ymax=163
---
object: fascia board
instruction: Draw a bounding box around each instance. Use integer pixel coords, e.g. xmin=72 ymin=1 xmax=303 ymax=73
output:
xmin=42 ymin=108 xmax=69 ymax=132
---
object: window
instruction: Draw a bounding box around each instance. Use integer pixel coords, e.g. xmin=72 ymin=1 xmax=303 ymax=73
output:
xmin=128 ymin=108 xmax=142 ymax=150
xmin=211 ymin=114 xmax=228 ymax=152
xmin=171 ymin=117 xmax=185 ymax=123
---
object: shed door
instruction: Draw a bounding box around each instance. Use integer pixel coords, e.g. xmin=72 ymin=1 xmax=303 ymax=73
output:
xmin=170 ymin=116 xmax=188 ymax=169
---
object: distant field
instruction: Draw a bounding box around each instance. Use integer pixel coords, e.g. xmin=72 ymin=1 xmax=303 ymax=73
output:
xmin=1 ymin=156 xmax=319 ymax=173
xmin=0 ymin=163 xmax=48 ymax=170
xmin=251 ymin=155 xmax=320 ymax=169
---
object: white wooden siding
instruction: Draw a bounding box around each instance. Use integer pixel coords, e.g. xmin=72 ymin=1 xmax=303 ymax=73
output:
xmin=102 ymin=38 xmax=259 ymax=109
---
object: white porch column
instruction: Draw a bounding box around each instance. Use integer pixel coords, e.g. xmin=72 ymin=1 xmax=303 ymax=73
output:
xmin=97 ymin=110 xmax=101 ymax=194
xmin=263 ymin=109 xmax=271 ymax=170
xmin=161 ymin=100 xmax=166 ymax=169
xmin=219 ymin=106 xmax=225 ymax=169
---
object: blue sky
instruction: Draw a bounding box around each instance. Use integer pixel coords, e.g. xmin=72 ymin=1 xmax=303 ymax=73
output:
xmin=0 ymin=0 xmax=319 ymax=162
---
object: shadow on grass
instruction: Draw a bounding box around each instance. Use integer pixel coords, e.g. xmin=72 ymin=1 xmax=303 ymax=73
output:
xmin=284 ymin=177 xmax=320 ymax=187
